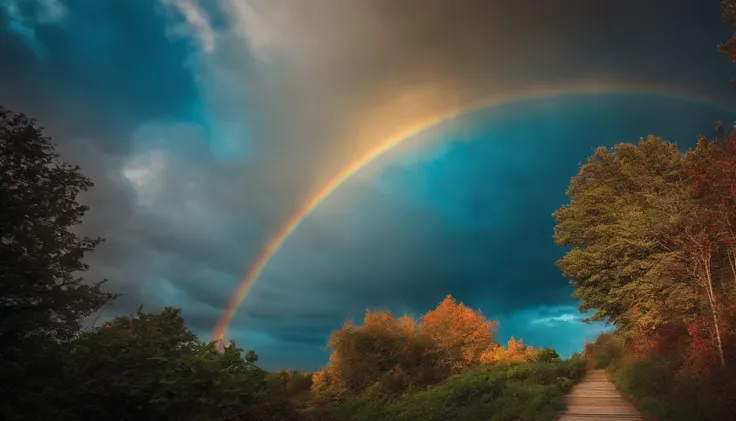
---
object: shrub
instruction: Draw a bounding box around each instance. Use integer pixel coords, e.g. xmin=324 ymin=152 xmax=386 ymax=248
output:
xmin=536 ymin=347 xmax=561 ymax=362
xmin=591 ymin=332 xmax=625 ymax=369
xmin=323 ymin=358 xmax=586 ymax=421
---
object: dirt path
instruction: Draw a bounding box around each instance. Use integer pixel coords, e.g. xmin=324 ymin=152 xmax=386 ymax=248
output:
xmin=559 ymin=369 xmax=642 ymax=420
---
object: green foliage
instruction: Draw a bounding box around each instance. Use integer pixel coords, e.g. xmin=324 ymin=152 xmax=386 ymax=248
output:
xmin=535 ymin=347 xmax=561 ymax=362
xmin=0 ymin=108 xmax=117 ymax=420
xmin=57 ymin=307 xmax=268 ymax=420
xmin=0 ymin=108 xmax=116 ymax=343
xmin=610 ymin=355 xmax=726 ymax=420
xmin=553 ymin=136 xmax=691 ymax=331
xmin=266 ymin=369 xmax=313 ymax=407
xmin=323 ymin=358 xmax=586 ymax=421
xmin=590 ymin=332 xmax=626 ymax=369
xmin=588 ymin=330 xmax=736 ymax=421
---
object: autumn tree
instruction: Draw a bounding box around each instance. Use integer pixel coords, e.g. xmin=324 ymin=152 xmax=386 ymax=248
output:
xmin=673 ymin=131 xmax=736 ymax=368
xmin=320 ymin=310 xmax=443 ymax=396
xmin=480 ymin=337 xmax=540 ymax=364
xmin=420 ymin=295 xmax=498 ymax=372
xmin=688 ymin=131 xmax=736 ymax=288
xmin=553 ymin=136 xmax=695 ymax=335
xmin=555 ymin=134 xmax=736 ymax=368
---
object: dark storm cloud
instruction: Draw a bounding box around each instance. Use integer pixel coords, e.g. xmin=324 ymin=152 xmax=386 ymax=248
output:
xmin=0 ymin=0 xmax=198 ymax=152
xmin=1 ymin=0 xmax=735 ymax=370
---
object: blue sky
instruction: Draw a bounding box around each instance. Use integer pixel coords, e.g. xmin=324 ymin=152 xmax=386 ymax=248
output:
xmin=1 ymin=0 xmax=736 ymax=371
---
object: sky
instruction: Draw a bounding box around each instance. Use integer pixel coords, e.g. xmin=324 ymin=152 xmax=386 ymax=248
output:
xmin=1 ymin=0 xmax=736 ymax=371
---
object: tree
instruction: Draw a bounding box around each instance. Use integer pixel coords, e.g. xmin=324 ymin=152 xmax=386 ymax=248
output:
xmin=0 ymin=107 xmax=116 ymax=419
xmin=60 ymin=307 xmax=267 ymax=420
xmin=553 ymin=136 xmax=692 ymax=333
xmin=667 ymin=221 xmax=727 ymax=368
xmin=674 ymin=132 xmax=736 ymax=368
xmin=0 ymin=108 xmax=115 ymax=346
xmin=420 ymin=295 xmax=498 ymax=372
xmin=480 ymin=337 xmax=540 ymax=364
xmin=719 ymin=0 xmax=736 ymax=82
xmin=321 ymin=310 xmax=443 ymax=396
xmin=688 ymin=131 xmax=736 ymax=288
xmin=536 ymin=347 xmax=561 ymax=363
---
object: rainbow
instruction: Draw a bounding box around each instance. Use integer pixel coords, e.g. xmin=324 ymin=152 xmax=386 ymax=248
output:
xmin=211 ymin=81 xmax=734 ymax=343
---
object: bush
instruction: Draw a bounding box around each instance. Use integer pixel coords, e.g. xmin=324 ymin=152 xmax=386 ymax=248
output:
xmin=586 ymin=331 xmax=736 ymax=421
xmin=591 ymin=333 xmax=625 ymax=369
xmin=535 ymin=348 xmax=561 ymax=362
xmin=323 ymin=358 xmax=586 ymax=421
xmin=58 ymin=308 xmax=268 ymax=421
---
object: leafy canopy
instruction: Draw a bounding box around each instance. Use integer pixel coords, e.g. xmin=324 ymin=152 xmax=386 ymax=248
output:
xmin=61 ymin=307 xmax=267 ymax=421
xmin=553 ymin=136 xmax=690 ymax=331
xmin=1 ymin=107 xmax=117 ymax=419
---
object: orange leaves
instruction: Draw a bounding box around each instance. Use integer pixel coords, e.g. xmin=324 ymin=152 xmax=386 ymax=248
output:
xmin=318 ymin=309 xmax=444 ymax=396
xmin=315 ymin=295 xmax=545 ymax=398
xmin=420 ymin=295 xmax=498 ymax=372
xmin=480 ymin=337 xmax=539 ymax=364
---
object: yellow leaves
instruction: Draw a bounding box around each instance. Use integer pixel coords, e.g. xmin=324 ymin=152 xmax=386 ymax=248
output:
xmin=480 ymin=337 xmax=540 ymax=364
xmin=310 ymin=369 xmax=339 ymax=402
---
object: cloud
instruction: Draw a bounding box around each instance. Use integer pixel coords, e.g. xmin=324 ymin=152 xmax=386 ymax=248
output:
xmin=531 ymin=314 xmax=579 ymax=327
xmin=221 ymin=0 xmax=288 ymax=62
xmin=161 ymin=0 xmax=215 ymax=52
xmin=32 ymin=0 xmax=68 ymax=24
xmin=1 ymin=0 xmax=68 ymax=59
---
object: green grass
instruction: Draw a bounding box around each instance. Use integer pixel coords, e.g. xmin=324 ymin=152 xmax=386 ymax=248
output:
xmin=324 ymin=357 xmax=586 ymax=421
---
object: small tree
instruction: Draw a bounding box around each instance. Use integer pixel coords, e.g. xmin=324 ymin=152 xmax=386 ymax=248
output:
xmin=419 ymin=295 xmax=498 ymax=372
xmin=321 ymin=310 xmax=444 ymax=396
xmin=480 ymin=337 xmax=540 ymax=364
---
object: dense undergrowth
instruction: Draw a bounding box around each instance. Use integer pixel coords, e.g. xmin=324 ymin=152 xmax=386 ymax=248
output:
xmin=318 ymin=357 xmax=586 ymax=421
xmin=587 ymin=333 xmax=736 ymax=421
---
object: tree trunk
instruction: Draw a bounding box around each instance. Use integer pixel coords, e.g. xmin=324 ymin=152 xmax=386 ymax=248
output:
xmin=702 ymin=254 xmax=727 ymax=368
xmin=729 ymin=247 xmax=736 ymax=287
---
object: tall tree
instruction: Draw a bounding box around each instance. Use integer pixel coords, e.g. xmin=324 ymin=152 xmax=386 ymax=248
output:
xmin=676 ymin=132 xmax=736 ymax=368
xmin=0 ymin=108 xmax=115 ymax=353
xmin=719 ymin=0 xmax=736 ymax=79
xmin=553 ymin=136 xmax=694 ymax=333
xmin=688 ymin=132 xmax=736 ymax=288
xmin=1 ymin=108 xmax=117 ymax=419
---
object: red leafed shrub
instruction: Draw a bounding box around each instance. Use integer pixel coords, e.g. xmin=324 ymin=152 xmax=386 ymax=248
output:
xmin=685 ymin=321 xmax=717 ymax=377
